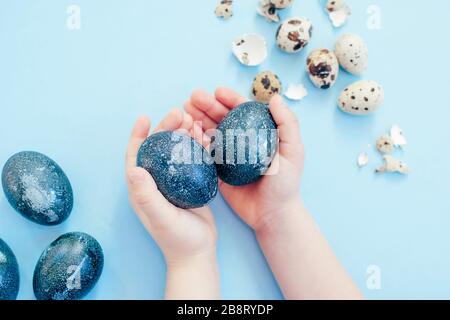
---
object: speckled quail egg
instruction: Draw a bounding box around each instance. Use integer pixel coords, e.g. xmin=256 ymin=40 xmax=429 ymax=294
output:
xmin=271 ymin=0 xmax=294 ymax=9
xmin=306 ymin=49 xmax=339 ymax=89
xmin=338 ymin=80 xmax=384 ymax=115
xmin=376 ymin=135 xmax=394 ymax=154
xmin=335 ymin=34 xmax=369 ymax=75
xmin=276 ymin=17 xmax=313 ymax=53
xmin=252 ymin=71 xmax=282 ymax=103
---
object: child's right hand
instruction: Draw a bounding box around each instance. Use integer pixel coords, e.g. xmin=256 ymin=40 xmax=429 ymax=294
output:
xmin=125 ymin=111 xmax=218 ymax=265
xmin=126 ymin=111 xmax=220 ymax=299
xmin=184 ymin=88 xmax=305 ymax=231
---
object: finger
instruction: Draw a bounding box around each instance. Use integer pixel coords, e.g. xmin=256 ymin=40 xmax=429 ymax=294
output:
xmin=180 ymin=112 xmax=194 ymax=131
xmin=269 ymin=95 xmax=303 ymax=157
xmin=191 ymin=89 xmax=230 ymax=123
xmin=126 ymin=167 xmax=175 ymax=228
xmin=126 ymin=116 xmax=151 ymax=170
xmin=191 ymin=120 xmax=212 ymax=149
xmin=183 ymin=101 xmax=218 ymax=132
xmin=154 ymin=108 xmax=184 ymax=133
xmin=215 ymin=87 xmax=248 ymax=109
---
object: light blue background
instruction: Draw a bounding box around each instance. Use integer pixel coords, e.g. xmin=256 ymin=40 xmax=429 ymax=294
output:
xmin=0 ymin=0 xmax=449 ymax=300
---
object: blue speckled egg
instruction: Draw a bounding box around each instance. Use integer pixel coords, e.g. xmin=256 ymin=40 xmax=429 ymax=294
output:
xmin=0 ymin=238 xmax=20 ymax=300
xmin=137 ymin=131 xmax=218 ymax=209
xmin=214 ymin=102 xmax=278 ymax=186
xmin=1 ymin=151 xmax=73 ymax=226
xmin=33 ymin=232 xmax=104 ymax=300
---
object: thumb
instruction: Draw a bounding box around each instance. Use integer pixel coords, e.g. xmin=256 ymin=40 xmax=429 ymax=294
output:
xmin=269 ymin=95 xmax=303 ymax=158
xmin=126 ymin=166 xmax=175 ymax=228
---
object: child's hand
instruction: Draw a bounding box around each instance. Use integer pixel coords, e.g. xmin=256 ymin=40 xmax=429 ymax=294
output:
xmin=184 ymin=88 xmax=304 ymax=231
xmin=126 ymin=110 xmax=220 ymax=299
xmin=125 ymin=111 xmax=217 ymax=265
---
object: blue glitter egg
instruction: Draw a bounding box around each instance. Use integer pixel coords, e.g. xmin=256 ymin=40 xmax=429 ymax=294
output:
xmin=33 ymin=232 xmax=104 ymax=300
xmin=0 ymin=238 xmax=20 ymax=300
xmin=214 ymin=102 xmax=278 ymax=186
xmin=137 ymin=131 xmax=218 ymax=209
xmin=1 ymin=151 xmax=73 ymax=226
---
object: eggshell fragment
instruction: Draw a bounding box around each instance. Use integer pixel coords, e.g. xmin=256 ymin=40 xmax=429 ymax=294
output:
xmin=306 ymin=49 xmax=339 ymax=89
xmin=376 ymin=135 xmax=394 ymax=155
xmin=376 ymin=155 xmax=410 ymax=175
xmin=357 ymin=152 xmax=369 ymax=168
xmin=257 ymin=0 xmax=294 ymax=22
xmin=338 ymin=80 xmax=384 ymax=115
xmin=335 ymin=34 xmax=369 ymax=75
xmin=252 ymin=71 xmax=282 ymax=104
xmin=284 ymin=83 xmax=308 ymax=101
xmin=215 ymin=0 xmax=233 ymax=20
xmin=276 ymin=17 xmax=313 ymax=53
xmin=390 ymin=125 xmax=408 ymax=148
xmin=232 ymin=33 xmax=268 ymax=66
xmin=257 ymin=0 xmax=280 ymax=22
xmin=326 ymin=0 xmax=351 ymax=28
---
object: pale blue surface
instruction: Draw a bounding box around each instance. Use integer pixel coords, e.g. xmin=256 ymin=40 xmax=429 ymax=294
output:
xmin=0 ymin=0 xmax=449 ymax=300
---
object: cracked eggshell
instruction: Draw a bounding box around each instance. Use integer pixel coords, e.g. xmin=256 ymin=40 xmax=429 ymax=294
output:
xmin=252 ymin=71 xmax=282 ymax=104
xmin=232 ymin=33 xmax=268 ymax=66
xmin=306 ymin=49 xmax=339 ymax=89
xmin=335 ymin=34 xmax=369 ymax=75
xmin=284 ymin=83 xmax=308 ymax=101
xmin=276 ymin=17 xmax=313 ymax=53
xmin=271 ymin=0 xmax=294 ymax=9
xmin=357 ymin=152 xmax=369 ymax=168
xmin=327 ymin=2 xmax=351 ymax=28
xmin=338 ymin=80 xmax=384 ymax=115
xmin=215 ymin=0 xmax=233 ymax=20
xmin=257 ymin=0 xmax=280 ymax=23
xmin=390 ymin=125 xmax=407 ymax=148
xmin=376 ymin=155 xmax=410 ymax=175
xmin=376 ymin=135 xmax=394 ymax=154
